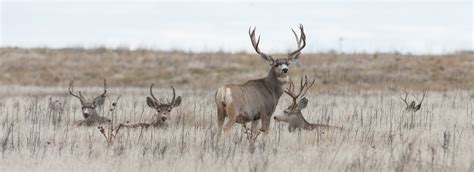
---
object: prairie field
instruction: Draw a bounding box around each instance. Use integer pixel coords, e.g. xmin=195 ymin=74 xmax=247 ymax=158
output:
xmin=0 ymin=48 xmax=473 ymax=171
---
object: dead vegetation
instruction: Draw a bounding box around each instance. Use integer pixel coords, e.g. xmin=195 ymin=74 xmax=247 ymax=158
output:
xmin=0 ymin=87 xmax=472 ymax=171
xmin=0 ymin=47 xmax=472 ymax=91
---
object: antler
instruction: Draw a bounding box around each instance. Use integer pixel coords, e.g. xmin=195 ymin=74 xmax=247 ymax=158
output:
xmin=284 ymin=75 xmax=315 ymax=107
xmin=98 ymin=79 xmax=107 ymax=97
xmin=288 ymin=24 xmax=306 ymax=59
xmin=414 ymin=91 xmax=426 ymax=105
xmin=69 ymin=80 xmax=84 ymax=103
xmin=400 ymin=91 xmax=409 ymax=107
xmin=149 ymin=83 xmax=158 ymax=103
xmin=249 ymin=26 xmax=273 ymax=62
xmin=149 ymin=83 xmax=178 ymax=106
xmin=169 ymin=85 xmax=176 ymax=105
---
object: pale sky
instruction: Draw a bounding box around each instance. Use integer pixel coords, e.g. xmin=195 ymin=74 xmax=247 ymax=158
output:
xmin=1 ymin=0 xmax=472 ymax=54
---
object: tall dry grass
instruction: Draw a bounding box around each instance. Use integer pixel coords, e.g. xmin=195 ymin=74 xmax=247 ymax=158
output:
xmin=0 ymin=85 xmax=473 ymax=171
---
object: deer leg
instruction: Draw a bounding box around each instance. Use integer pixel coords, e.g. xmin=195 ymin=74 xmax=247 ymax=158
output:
xmin=217 ymin=104 xmax=226 ymax=130
xmin=223 ymin=104 xmax=237 ymax=138
xmin=260 ymin=113 xmax=271 ymax=134
xmin=250 ymin=120 xmax=259 ymax=133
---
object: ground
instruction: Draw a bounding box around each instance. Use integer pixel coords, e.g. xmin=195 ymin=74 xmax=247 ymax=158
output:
xmin=0 ymin=48 xmax=473 ymax=171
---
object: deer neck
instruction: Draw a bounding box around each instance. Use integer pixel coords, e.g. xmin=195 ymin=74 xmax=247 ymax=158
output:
xmin=296 ymin=112 xmax=313 ymax=129
xmin=263 ymin=68 xmax=287 ymax=100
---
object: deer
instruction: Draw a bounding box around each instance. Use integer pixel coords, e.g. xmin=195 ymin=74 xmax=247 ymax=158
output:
xmin=69 ymin=79 xmax=111 ymax=126
xmin=400 ymin=91 xmax=426 ymax=112
xmin=144 ymin=83 xmax=182 ymax=126
xmin=273 ymin=76 xmax=342 ymax=132
xmin=215 ymin=24 xmax=307 ymax=138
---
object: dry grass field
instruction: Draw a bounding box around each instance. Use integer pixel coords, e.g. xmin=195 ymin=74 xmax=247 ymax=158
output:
xmin=0 ymin=48 xmax=473 ymax=171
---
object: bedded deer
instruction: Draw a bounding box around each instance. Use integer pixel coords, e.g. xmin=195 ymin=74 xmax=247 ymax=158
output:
xmin=69 ymin=79 xmax=111 ymax=126
xmin=400 ymin=91 xmax=426 ymax=112
xmin=146 ymin=83 xmax=182 ymax=123
xmin=273 ymin=76 xmax=342 ymax=132
xmin=215 ymin=24 xmax=307 ymax=137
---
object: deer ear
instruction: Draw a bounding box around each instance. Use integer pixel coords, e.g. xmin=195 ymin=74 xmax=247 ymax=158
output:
xmin=173 ymin=96 xmax=182 ymax=107
xmin=297 ymin=97 xmax=308 ymax=110
xmin=146 ymin=97 xmax=157 ymax=108
xmin=93 ymin=95 xmax=106 ymax=107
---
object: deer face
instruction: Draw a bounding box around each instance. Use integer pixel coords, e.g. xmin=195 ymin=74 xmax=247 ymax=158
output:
xmin=274 ymin=97 xmax=308 ymax=123
xmin=147 ymin=97 xmax=181 ymax=122
xmin=272 ymin=58 xmax=290 ymax=77
xmin=146 ymin=84 xmax=182 ymax=122
xmin=69 ymin=79 xmax=107 ymax=120
xmin=80 ymin=96 xmax=105 ymax=119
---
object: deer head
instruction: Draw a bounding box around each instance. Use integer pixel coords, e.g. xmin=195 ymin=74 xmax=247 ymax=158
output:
xmin=401 ymin=91 xmax=426 ymax=112
xmin=146 ymin=84 xmax=182 ymax=122
xmin=273 ymin=75 xmax=315 ymax=122
xmin=69 ymin=79 xmax=107 ymax=120
xmin=249 ymin=24 xmax=306 ymax=81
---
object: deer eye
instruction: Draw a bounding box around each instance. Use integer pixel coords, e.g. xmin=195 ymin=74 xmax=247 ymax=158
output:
xmin=168 ymin=109 xmax=171 ymax=112
xmin=157 ymin=110 xmax=161 ymax=112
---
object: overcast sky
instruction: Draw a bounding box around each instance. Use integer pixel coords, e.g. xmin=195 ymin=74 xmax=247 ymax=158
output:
xmin=1 ymin=0 xmax=472 ymax=54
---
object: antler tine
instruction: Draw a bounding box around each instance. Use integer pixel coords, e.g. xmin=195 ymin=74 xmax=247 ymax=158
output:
xmin=99 ymin=79 xmax=107 ymax=97
xmin=149 ymin=83 xmax=159 ymax=103
xmin=169 ymin=84 xmax=176 ymax=105
xmin=69 ymin=80 xmax=84 ymax=102
xmin=288 ymin=24 xmax=307 ymax=57
xmin=415 ymin=90 xmax=426 ymax=104
xmin=284 ymin=78 xmax=299 ymax=107
xmin=300 ymin=75 xmax=316 ymax=98
xmin=248 ymin=26 xmax=263 ymax=55
xmin=400 ymin=91 xmax=409 ymax=107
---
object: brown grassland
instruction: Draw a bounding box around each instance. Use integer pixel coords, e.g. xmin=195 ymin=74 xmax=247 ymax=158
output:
xmin=0 ymin=47 xmax=473 ymax=171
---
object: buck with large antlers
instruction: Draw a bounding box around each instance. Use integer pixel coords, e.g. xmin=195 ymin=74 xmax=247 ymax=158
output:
xmin=146 ymin=83 xmax=182 ymax=123
xmin=274 ymin=76 xmax=342 ymax=132
xmin=215 ymin=24 xmax=307 ymax=137
xmin=401 ymin=91 xmax=426 ymax=112
xmin=69 ymin=79 xmax=111 ymax=126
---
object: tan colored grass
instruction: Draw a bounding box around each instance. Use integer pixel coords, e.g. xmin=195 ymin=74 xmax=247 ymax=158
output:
xmin=0 ymin=86 xmax=473 ymax=171
xmin=0 ymin=48 xmax=472 ymax=91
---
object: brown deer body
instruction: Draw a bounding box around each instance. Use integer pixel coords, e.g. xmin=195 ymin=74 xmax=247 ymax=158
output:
xmin=216 ymin=24 xmax=307 ymax=137
xmin=273 ymin=76 xmax=342 ymax=132
xmin=69 ymin=79 xmax=111 ymax=126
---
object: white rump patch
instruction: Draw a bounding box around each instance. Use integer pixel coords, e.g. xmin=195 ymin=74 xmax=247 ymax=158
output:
xmin=224 ymin=87 xmax=233 ymax=104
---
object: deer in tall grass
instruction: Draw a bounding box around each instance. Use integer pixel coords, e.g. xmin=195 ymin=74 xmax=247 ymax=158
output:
xmin=273 ymin=76 xmax=342 ymax=132
xmin=215 ymin=24 xmax=307 ymax=138
xmin=401 ymin=91 xmax=426 ymax=112
xmin=69 ymin=79 xmax=111 ymax=126
xmin=139 ymin=83 xmax=182 ymax=127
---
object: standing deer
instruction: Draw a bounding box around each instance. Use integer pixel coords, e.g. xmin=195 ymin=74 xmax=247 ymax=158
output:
xmin=273 ymin=76 xmax=342 ymax=132
xmin=146 ymin=83 xmax=182 ymax=123
xmin=215 ymin=24 xmax=307 ymax=137
xmin=401 ymin=91 xmax=426 ymax=112
xmin=69 ymin=79 xmax=111 ymax=126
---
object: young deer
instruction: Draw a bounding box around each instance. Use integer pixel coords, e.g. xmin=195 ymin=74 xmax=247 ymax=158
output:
xmin=215 ymin=24 xmax=307 ymax=138
xmin=146 ymin=83 xmax=182 ymax=123
xmin=273 ymin=76 xmax=342 ymax=132
xmin=69 ymin=79 xmax=111 ymax=126
xmin=401 ymin=91 xmax=426 ymax=112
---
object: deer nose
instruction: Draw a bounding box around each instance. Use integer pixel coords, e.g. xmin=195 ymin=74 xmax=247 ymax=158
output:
xmin=161 ymin=116 xmax=167 ymax=121
xmin=282 ymin=68 xmax=288 ymax=73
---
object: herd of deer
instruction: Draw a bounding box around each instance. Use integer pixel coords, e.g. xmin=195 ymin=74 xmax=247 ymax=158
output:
xmin=66 ymin=24 xmax=426 ymax=142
